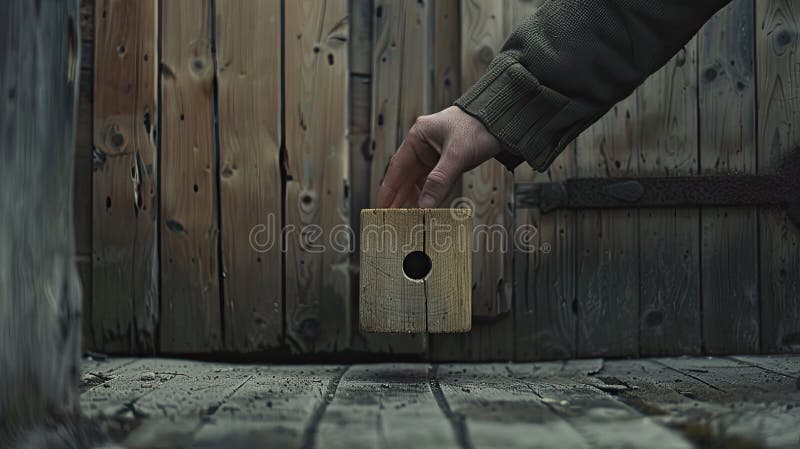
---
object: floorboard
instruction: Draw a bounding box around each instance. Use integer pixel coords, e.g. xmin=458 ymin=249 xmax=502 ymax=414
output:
xmin=192 ymin=365 xmax=346 ymax=449
xmin=316 ymin=364 xmax=459 ymax=449
xmin=79 ymin=356 xmax=800 ymax=448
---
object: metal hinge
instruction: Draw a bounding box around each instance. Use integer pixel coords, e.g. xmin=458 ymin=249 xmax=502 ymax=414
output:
xmin=515 ymin=174 xmax=800 ymax=228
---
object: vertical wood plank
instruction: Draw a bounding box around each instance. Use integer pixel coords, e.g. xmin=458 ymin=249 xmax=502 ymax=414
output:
xmin=77 ymin=0 xmax=94 ymax=351
xmin=638 ymin=40 xmax=702 ymax=356
xmin=461 ymin=0 xmax=512 ymax=320
xmin=575 ymin=97 xmax=639 ymax=358
xmin=430 ymin=0 xmax=513 ymax=362
xmin=358 ymin=0 xmax=431 ymax=355
xmin=502 ymin=0 xmax=575 ymax=362
xmin=215 ymin=0 xmax=283 ymax=352
xmin=433 ymin=0 xmax=464 ymax=213
xmin=350 ymin=0 xmax=373 ymax=76
xmin=434 ymin=0 xmax=460 ymax=113
xmin=756 ymin=0 xmax=800 ymax=353
xmin=92 ymin=0 xmax=158 ymax=353
xmin=160 ymin=0 xmax=222 ymax=352
xmin=285 ymin=0 xmax=351 ymax=353
xmin=699 ymin=0 xmax=759 ymax=354
xmin=369 ymin=0 xmax=432 ymax=207
xmin=514 ymin=204 xmax=577 ymax=361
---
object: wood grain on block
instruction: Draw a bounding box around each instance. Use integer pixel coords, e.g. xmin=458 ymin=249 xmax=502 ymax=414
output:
xmin=360 ymin=209 xmax=472 ymax=333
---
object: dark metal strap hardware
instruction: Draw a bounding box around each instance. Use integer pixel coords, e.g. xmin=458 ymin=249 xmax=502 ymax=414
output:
xmin=515 ymin=174 xmax=800 ymax=227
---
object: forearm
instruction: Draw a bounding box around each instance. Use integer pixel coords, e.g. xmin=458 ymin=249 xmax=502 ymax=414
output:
xmin=456 ymin=0 xmax=731 ymax=171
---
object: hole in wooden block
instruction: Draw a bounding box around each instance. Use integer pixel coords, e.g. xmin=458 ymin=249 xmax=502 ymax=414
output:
xmin=360 ymin=208 xmax=472 ymax=334
xmin=403 ymin=250 xmax=431 ymax=281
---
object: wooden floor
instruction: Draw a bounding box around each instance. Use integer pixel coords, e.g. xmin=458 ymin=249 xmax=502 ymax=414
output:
xmin=80 ymin=355 xmax=800 ymax=449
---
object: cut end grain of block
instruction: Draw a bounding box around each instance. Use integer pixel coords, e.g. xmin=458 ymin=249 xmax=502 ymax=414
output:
xmin=359 ymin=208 xmax=472 ymax=333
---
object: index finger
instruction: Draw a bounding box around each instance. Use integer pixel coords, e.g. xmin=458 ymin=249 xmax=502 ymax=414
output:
xmin=377 ymin=139 xmax=430 ymax=208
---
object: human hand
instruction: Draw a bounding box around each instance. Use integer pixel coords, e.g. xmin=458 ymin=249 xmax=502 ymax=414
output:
xmin=377 ymin=106 xmax=505 ymax=208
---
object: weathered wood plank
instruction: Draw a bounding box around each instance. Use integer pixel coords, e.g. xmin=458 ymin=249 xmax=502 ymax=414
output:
xmin=515 ymin=207 xmax=577 ymax=361
xmin=460 ymin=0 xmax=512 ymax=320
xmin=80 ymin=359 xmax=184 ymax=418
xmin=215 ymin=0 xmax=283 ymax=352
xmin=81 ymin=358 xmax=251 ymax=422
xmin=160 ymin=0 xmax=222 ymax=352
xmin=598 ymin=358 xmax=729 ymax=405
xmin=92 ymin=0 xmax=158 ymax=353
xmin=433 ymin=0 xmax=460 ymax=113
xmin=732 ymin=354 xmax=800 ymax=377
xmin=285 ymin=0 xmax=351 ymax=354
xmin=433 ymin=0 xmax=464 ymax=211
xmin=436 ymin=364 xmax=590 ymax=449
xmin=450 ymin=362 xmax=692 ymax=448
xmin=756 ymin=0 xmax=800 ymax=353
xmin=597 ymin=359 xmax=800 ymax=448
xmin=350 ymin=0 xmax=373 ymax=76
xmin=80 ymin=357 xmax=139 ymax=393
xmin=133 ymin=363 xmax=253 ymax=418
xmin=698 ymin=0 xmax=759 ymax=354
xmin=519 ymin=376 xmax=693 ymax=448
xmin=349 ymin=7 xmax=373 ymax=309
xmin=316 ymin=365 xmax=459 ymax=449
xmin=369 ymin=0 xmax=432 ymax=207
xmin=191 ymin=365 xmax=346 ymax=449
xmin=575 ymin=97 xmax=639 ymax=358
xmin=637 ymin=40 xmax=702 ymax=356
xmin=655 ymin=356 xmax=797 ymax=398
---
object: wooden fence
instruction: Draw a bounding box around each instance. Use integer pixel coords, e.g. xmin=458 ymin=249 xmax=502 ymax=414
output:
xmin=77 ymin=0 xmax=800 ymax=360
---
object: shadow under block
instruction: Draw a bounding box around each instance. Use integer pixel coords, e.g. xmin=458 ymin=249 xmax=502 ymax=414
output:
xmin=360 ymin=209 xmax=472 ymax=333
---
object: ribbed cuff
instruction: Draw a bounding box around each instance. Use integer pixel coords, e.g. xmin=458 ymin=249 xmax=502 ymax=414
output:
xmin=455 ymin=53 xmax=596 ymax=172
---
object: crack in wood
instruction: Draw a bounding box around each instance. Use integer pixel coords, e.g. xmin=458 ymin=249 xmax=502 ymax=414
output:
xmin=428 ymin=365 xmax=474 ymax=449
xmin=301 ymin=365 xmax=349 ymax=449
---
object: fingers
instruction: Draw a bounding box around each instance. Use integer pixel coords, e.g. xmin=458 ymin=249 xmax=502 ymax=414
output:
xmin=418 ymin=152 xmax=461 ymax=208
xmin=377 ymin=146 xmax=416 ymax=207
xmin=377 ymin=126 xmax=435 ymax=208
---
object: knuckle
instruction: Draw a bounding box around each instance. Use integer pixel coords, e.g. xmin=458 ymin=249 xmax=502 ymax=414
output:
xmin=411 ymin=115 xmax=434 ymax=137
xmin=414 ymin=114 xmax=431 ymax=128
xmin=426 ymin=168 xmax=451 ymax=188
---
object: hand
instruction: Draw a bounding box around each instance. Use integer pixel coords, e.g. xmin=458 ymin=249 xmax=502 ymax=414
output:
xmin=377 ymin=106 xmax=505 ymax=208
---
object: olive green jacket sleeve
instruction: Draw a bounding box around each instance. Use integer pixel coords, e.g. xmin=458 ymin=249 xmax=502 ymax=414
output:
xmin=455 ymin=0 xmax=731 ymax=171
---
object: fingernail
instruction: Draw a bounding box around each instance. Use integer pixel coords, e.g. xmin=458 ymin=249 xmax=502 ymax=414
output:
xmin=419 ymin=194 xmax=436 ymax=208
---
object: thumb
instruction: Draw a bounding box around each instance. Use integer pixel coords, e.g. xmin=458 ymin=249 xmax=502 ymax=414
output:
xmin=418 ymin=154 xmax=460 ymax=208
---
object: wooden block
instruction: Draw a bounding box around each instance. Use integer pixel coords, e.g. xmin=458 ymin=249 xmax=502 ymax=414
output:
xmin=360 ymin=209 xmax=472 ymax=333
